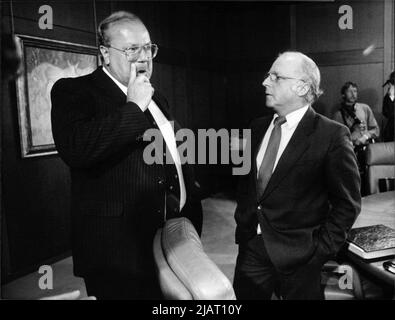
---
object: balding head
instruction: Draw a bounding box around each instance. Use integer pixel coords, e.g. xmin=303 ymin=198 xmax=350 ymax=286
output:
xmin=262 ymin=51 xmax=323 ymax=116
xmin=97 ymin=11 xmax=145 ymax=48
xmin=278 ymin=51 xmax=323 ymax=104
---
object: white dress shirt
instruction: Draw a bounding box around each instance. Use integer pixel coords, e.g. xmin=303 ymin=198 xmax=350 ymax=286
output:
xmin=103 ymin=67 xmax=186 ymax=211
xmin=256 ymin=105 xmax=309 ymax=233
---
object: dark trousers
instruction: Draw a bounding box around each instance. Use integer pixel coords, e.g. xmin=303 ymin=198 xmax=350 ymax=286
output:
xmin=84 ymin=271 xmax=163 ymax=300
xmin=233 ymin=234 xmax=325 ymax=300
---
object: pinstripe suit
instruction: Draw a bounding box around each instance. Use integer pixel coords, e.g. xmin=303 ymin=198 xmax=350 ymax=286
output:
xmin=51 ymin=67 xmax=202 ymax=298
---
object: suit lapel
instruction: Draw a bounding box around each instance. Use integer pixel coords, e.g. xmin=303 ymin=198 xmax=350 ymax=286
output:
xmin=91 ymin=67 xmax=126 ymax=105
xmin=152 ymin=93 xmax=185 ymax=149
xmin=153 ymin=93 xmax=192 ymax=194
xmin=258 ymin=107 xmax=317 ymax=202
xmin=153 ymin=93 xmax=173 ymax=121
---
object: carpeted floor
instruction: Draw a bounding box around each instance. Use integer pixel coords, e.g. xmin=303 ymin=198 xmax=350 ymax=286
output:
xmin=1 ymin=194 xmax=238 ymax=300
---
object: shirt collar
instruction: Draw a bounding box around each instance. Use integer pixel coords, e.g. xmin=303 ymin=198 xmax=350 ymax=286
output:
xmin=274 ymin=105 xmax=309 ymax=129
xmin=102 ymin=66 xmax=127 ymax=95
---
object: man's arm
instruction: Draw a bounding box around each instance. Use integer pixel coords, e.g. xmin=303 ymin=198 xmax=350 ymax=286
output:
xmin=319 ymin=126 xmax=361 ymax=258
xmin=51 ymin=78 xmax=152 ymax=168
xmin=365 ymin=106 xmax=380 ymax=140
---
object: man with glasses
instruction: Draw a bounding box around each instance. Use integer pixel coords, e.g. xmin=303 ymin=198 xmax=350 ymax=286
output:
xmin=51 ymin=11 xmax=202 ymax=299
xmin=233 ymin=51 xmax=361 ymax=299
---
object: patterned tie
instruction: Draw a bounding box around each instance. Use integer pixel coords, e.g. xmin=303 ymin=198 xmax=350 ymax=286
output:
xmin=257 ymin=116 xmax=287 ymax=199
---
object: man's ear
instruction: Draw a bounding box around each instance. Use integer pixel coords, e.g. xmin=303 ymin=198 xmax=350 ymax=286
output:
xmin=292 ymin=82 xmax=309 ymax=97
xmin=99 ymin=45 xmax=110 ymax=65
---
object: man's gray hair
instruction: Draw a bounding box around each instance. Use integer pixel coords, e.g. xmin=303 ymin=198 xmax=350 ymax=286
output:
xmin=97 ymin=11 xmax=144 ymax=47
xmin=279 ymin=51 xmax=324 ymax=104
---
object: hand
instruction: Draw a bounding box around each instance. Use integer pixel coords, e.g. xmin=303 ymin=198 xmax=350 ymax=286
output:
xmin=354 ymin=138 xmax=362 ymax=146
xmin=358 ymin=134 xmax=369 ymax=145
xmin=127 ymin=63 xmax=154 ymax=111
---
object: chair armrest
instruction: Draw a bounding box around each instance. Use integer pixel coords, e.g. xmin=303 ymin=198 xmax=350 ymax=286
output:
xmin=153 ymin=229 xmax=193 ymax=300
xmin=161 ymin=217 xmax=236 ymax=300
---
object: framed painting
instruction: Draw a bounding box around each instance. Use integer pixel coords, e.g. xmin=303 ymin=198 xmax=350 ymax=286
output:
xmin=15 ymin=35 xmax=99 ymax=158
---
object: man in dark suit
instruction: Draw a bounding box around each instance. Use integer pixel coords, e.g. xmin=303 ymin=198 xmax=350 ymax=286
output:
xmin=51 ymin=11 xmax=202 ymax=300
xmin=233 ymin=51 xmax=361 ymax=300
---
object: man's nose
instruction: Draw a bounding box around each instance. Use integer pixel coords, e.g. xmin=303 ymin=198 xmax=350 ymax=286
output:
xmin=262 ymin=77 xmax=270 ymax=87
xmin=137 ymin=48 xmax=149 ymax=62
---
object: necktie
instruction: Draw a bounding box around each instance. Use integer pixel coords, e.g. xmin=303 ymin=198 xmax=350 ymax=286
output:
xmin=257 ymin=116 xmax=287 ymax=199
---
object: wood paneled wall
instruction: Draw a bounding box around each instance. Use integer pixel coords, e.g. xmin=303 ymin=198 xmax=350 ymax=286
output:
xmin=290 ymin=0 xmax=394 ymax=131
xmin=1 ymin=0 xmax=100 ymax=284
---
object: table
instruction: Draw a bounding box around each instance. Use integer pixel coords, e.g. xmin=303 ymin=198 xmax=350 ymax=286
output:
xmin=346 ymin=191 xmax=395 ymax=286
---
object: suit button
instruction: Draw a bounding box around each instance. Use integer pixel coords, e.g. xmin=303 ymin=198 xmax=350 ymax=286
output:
xmin=257 ymin=205 xmax=262 ymax=210
xmin=169 ymin=185 xmax=174 ymax=190
xmin=174 ymin=174 xmax=178 ymax=179
xmin=158 ymin=178 xmax=165 ymax=185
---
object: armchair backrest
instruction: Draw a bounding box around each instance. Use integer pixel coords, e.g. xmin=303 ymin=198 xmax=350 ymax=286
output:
xmin=366 ymin=142 xmax=395 ymax=194
xmin=153 ymin=217 xmax=236 ymax=300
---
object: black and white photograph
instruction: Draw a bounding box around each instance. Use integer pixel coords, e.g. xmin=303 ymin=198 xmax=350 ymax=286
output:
xmin=0 ymin=0 xmax=394 ymax=307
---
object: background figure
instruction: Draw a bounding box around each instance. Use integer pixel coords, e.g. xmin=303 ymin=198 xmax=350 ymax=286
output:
xmin=333 ymin=82 xmax=380 ymax=147
xmin=332 ymin=82 xmax=380 ymax=195
xmin=233 ymin=51 xmax=361 ymax=300
xmin=50 ymin=11 xmax=202 ymax=300
xmin=382 ymin=71 xmax=394 ymax=142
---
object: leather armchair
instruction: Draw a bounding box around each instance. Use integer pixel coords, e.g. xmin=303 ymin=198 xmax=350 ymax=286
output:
xmin=365 ymin=142 xmax=395 ymax=194
xmin=153 ymin=217 xmax=236 ymax=300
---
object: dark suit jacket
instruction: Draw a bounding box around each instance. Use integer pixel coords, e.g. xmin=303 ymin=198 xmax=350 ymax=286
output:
xmin=235 ymin=107 xmax=361 ymax=273
xmin=51 ymin=67 xmax=202 ymax=277
xmin=382 ymin=93 xmax=394 ymax=142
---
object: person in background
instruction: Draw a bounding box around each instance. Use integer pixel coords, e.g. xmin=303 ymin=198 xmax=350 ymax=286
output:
xmin=382 ymin=71 xmax=394 ymax=142
xmin=333 ymin=82 xmax=380 ymax=148
xmin=51 ymin=11 xmax=202 ymax=300
xmin=332 ymin=82 xmax=380 ymax=195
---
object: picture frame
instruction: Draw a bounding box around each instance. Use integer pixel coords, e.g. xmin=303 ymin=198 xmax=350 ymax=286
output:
xmin=15 ymin=35 xmax=99 ymax=158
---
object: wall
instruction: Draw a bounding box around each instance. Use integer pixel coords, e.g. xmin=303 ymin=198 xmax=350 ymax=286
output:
xmin=291 ymin=0 xmax=395 ymax=133
xmin=1 ymin=0 xmax=100 ymax=283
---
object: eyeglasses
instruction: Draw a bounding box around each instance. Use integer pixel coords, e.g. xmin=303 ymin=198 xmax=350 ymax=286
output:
xmin=264 ymin=72 xmax=306 ymax=83
xmin=107 ymin=43 xmax=158 ymax=61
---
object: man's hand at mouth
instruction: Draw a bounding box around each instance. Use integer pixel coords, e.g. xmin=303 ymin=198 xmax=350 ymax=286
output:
xmin=127 ymin=63 xmax=154 ymax=111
